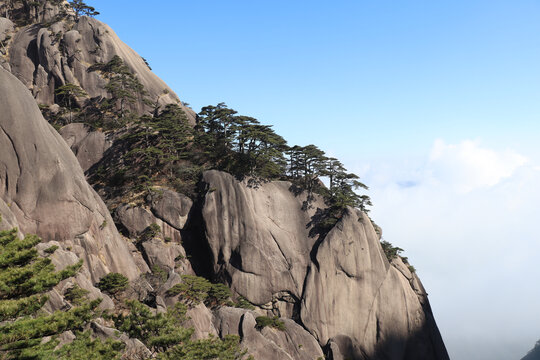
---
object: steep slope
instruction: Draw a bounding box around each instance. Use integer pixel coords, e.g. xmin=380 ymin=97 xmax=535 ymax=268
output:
xmin=0 ymin=67 xmax=142 ymax=283
xmin=1 ymin=0 xmax=194 ymax=120
xmin=198 ymin=170 xmax=449 ymax=359
xmin=522 ymin=342 xmax=540 ymax=360
xmin=0 ymin=2 xmax=450 ymax=359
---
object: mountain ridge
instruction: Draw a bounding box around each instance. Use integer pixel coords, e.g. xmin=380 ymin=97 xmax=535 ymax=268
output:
xmin=0 ymin=1 xmax=449 ymax=359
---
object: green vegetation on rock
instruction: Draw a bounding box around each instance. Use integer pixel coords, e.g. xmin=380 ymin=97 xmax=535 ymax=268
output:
xmin=96 ymin=272 xmax=129 ymax=295
xmin=255 ymin=316 xmax=286 ymax=331
xmin=166 ymin=275 xmax=232 ymax=308
xmin=113 ymin=300 xmax=251 ymax=359
xmin=0 ymin=227 xmax=117 ymax=359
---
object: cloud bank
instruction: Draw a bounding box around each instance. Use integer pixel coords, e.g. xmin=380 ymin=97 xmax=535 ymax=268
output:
xmin=354 ymin=139 xmax=540 ymax=360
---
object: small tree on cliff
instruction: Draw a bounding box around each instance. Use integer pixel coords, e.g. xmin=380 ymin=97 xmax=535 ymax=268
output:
xmin=88 ymin=55 xmax=147 ymax=121
xmin=69 ymin=0 xmax=99 ymax=20
xmin=55 ymin=83 xmax=87 ymax=123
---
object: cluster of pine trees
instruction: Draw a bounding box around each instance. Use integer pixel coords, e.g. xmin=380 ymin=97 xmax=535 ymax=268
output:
xmin=25 ymin=3 xmax=370 ymax=217
xmin=48 ymin=54 xmax=372 ymax=221
xmin=1 ymin=0 xmax=97 ymax=26
xmin=0 ymin=225 xmax=114 ymax=359
xmin=0 ymin=220 xmax=252 ymax=359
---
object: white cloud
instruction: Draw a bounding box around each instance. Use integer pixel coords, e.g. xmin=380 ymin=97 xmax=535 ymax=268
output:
xmin=350 ymin=139 xmax=540 ymax=360
xmin=427 ymin=139 xmax=528 ymax=193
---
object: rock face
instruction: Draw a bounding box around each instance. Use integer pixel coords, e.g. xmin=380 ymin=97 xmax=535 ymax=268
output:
xmin=0 ymin=67 xmax=140 ymax=282
xmin=302 ymin=209 xmax=448 ymax=359
xmin=200 ymin=170 xmax=326 ymax=308
xmin=213 ymin=307 xmax=324 ymax=360
xmin=200 ymin=170 xmax=449 ymax=359
xmin=0 ymin=3 xmax=450 ymax=358
xmin=522 ymin=342 xmax=540 ymax=360
xmin=149 ymin=189 xmax=193 ymax=230
xmin=59 ymin=123 xmax=111 ymax=172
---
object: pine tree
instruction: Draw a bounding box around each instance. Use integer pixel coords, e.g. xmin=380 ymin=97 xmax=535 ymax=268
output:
xmin=69 ymin=0 xmax=99 ymax=20
xmin=0 ymin=226 xmax=120 ymax=359
xmin=55 ymin=83 xmax=87 ymax=123
xmin=113 ymin=300 xmax=252 ymax=360
xmin=88 ymin=55 xmax=147 ymax=122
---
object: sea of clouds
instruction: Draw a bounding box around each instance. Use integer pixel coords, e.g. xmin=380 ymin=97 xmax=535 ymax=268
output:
xmin=354 ymin=139 xmax=540 ymax=360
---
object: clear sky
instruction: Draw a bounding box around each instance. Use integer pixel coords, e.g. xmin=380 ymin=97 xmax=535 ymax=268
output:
xmin=90 ymin=1 xmax=540 ymax=359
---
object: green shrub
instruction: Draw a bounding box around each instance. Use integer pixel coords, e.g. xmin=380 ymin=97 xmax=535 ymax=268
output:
xmin=207 ymin=283 xmax=232 ymax=307
xmin=44 ymin=245 xmax=59 ymax=254
xmin=234 ymin=296 xmax=255 ymax=310
xmin=113 ymin=300 xmax=251 ymax=358
xmin=64 ymin=284 xmax=90 ymax=305
xmin=96 ymin=273 xmax=129 ymax=294
xmin=174 ymin=254 xmax=185 ymax=261
xmin=54 ymin=330 xmax=123 ymax=359
xmin=0 ymin=228 xmax=109 ymax=358
xmin=139 ymin=223 xmax=161 ymax=242
xmin=165 ymin=276 xmax=232 ymax=308
xmin=255 ymin=316 xmax=286 ymax=331
xmin=151 ymin=264 xmax=168 ymax=283
xmin=380 ymin=240 xmax=403 ymax=261
xmin=166 ymin=275 xmax=211 ymax=306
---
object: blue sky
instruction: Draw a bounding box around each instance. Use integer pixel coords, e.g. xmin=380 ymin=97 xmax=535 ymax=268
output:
xmin=90 ymin=1 xmax=540 ymax=359
xmin=92 ymin=0 xmax=540 ymax=157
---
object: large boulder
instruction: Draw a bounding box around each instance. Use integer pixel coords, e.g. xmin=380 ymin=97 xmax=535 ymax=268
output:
xmin=114 ymin=204 xmax=192 ymax=274
xmin=149 ymin=189 xmax=193 ymax=230
xmin=0 ymin=18 xmax=14 ymax=42
xmin=115 ymin=204 xmax=184 ymax=244
xmin=0 ymin=67 xmax=140 ymax=282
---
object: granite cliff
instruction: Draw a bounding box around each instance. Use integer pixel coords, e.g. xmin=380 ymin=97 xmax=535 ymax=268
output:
xmin=0 ymin=1 xmax=449 ymax=359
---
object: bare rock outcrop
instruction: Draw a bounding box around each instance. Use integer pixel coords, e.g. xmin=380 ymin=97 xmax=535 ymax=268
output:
xmin=59 ymin=123 xmax=111 ymax=172
xmin=149 ymin=189 xmax=193 ymax=230
xmin=0 ymin=17 xmax=14 ymax=71
xmin=201 ymin=170 xmax=449 ymax=360
xmin=0 ymin=67 xmax=140 ymax=282
xmin=0 ymin=197 xmax=19 ymax=231
xmin=301 ymin=209 xmax=449 ymax=359
xmin=0 ymin=18 xmax=14 ymax=41
xmin=115 ymin=203 xmax=193 ymax=274
xmin=213 ymin=307 xmax=324 ymax=360
xmin=200 ymin=170 xmax=325 ymax=307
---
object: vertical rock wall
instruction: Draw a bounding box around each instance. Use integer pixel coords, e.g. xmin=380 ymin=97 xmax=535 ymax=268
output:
xmin=200 ymin=170 xmax=449 ymax=359
xmin=0 ymin=67 xmax=141 ymax=282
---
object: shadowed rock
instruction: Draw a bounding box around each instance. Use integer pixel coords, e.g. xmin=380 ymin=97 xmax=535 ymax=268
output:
xmin=522 ymin=341 xmax=540 ymax=360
